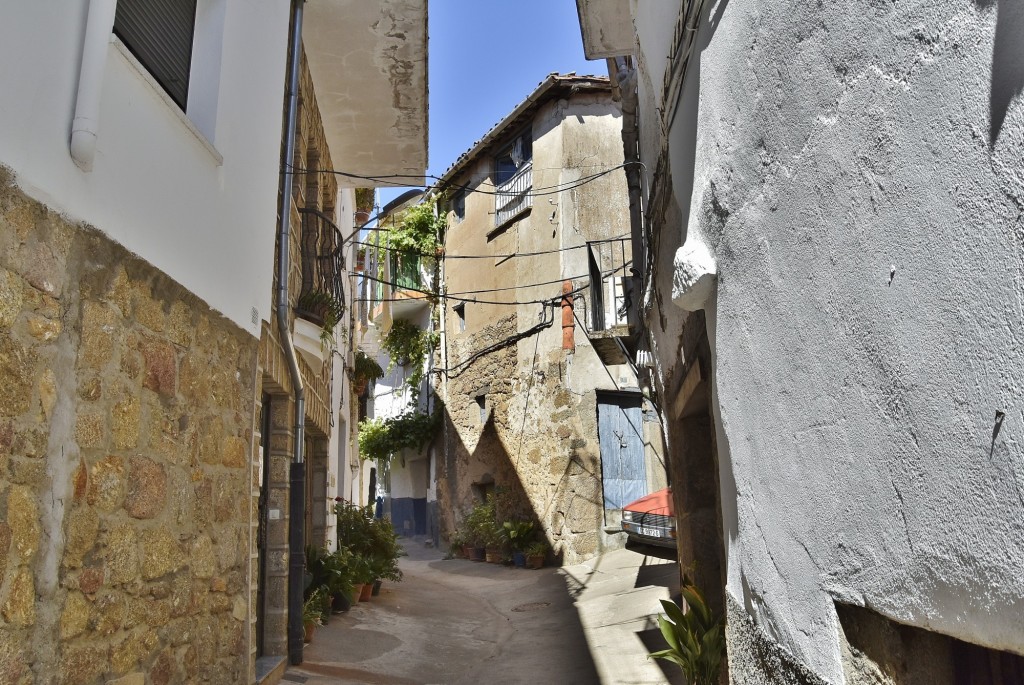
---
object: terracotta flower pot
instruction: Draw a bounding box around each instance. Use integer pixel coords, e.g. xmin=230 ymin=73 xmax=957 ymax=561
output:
xmin=359 ymin=583 xmax=373 ymax=602
xmin=526 ymin=554 xmax=544 ymax=570
xmin=485 ymin=547 xmax=502 ymax=564
xmin=303 ymin=620 xmax=316 ymax=643
xmin=352 ymin=584 xmax=364 ymax=602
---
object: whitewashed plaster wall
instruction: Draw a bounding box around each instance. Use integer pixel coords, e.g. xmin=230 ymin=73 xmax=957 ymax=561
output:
xmin=513 ymin=94 xmax=635 ymax=394
xmin=0 ymin=1 xmax=290 ymax=335
xmin=372 ymin=304 xmax=432 ymax=500
xmin=325 ymin=187 xmax=359 ymax=548
xmin=653 ymin=0 xmax=1024 ymax=682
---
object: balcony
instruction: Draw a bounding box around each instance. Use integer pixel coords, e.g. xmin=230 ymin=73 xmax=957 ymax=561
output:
xmin=296 ymin=208 xmax=346 ymax=327
xmin=388 ymin=250 xmax=431 ymax=321
xmin=367 ymin=248 xmax=431 ymax=328
xmin=586 ymin=237 xmax=635 ymax=366
xmin=494 ymin=160 xmax=532 ymax=228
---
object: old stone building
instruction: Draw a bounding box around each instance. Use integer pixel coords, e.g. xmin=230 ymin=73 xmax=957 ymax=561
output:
xmin=577 ymin=0 xmax=1024 ymax=682
xmin=434 ymin=75 xmax=666 ymax=565
xmin=0 ymin=1 xmax=426 ymax=683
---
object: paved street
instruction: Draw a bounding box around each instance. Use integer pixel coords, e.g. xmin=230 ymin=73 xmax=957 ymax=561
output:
xmin=282 ymin=539 xmax=683 ymax=685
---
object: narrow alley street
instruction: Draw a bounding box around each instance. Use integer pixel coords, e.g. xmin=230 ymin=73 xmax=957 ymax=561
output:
xmin=282 ymin=541 xmax=683 ymax=685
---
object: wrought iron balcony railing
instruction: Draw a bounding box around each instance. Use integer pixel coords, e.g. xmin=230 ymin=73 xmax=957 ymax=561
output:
xmin=494 ymin=160 xmax=533 ymax=227
xmin=587 ymin=237 xmax=632 ymax=333
xmin=586 ymin=237 xmax=636 ymax=366
xmin=296 ymin=208 xmax=346 ymax=327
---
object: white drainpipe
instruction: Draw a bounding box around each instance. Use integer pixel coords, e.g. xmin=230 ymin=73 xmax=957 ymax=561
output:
xmin=70 ymin=0 xmax=118 ymax=171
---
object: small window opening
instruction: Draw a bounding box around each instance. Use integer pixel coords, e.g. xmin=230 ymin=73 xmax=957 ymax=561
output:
xmin=453 ymin=303 xmax=466 ymax=332
xmin=475 ymin=394 xmax=487 ymax=424
xmin=452 ymin=191 xmax=466 ymax=223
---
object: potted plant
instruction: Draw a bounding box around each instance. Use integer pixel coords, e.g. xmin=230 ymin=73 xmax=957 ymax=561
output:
xmin=367 ymin=515 xmax=403 ymax=594
xmin=350 ymin=554 xmax=374 ymax=602
xmin=353 ymin=348 xmax=384 ymax=397
xmin=648 ymin=578 xmax=725 ymax=685
xmin=355 ymin=187 xmax=375 ymax=226
xmin=502 ymin=520 xmax=535 ymax=568
xmin=525 ymin=540 xmax=548 ymax=569
xmin=484 ymin=523 xmax=504 ymax=564
xmin=303 ymin=588 xmax=325 ymax=642
xmin=448 ymin=529 xmax=467 ymax=559
xmin=464 ymin=500 xmax=496 ymax=562
xmin=327 ymin=547 xmax=357 ymax=612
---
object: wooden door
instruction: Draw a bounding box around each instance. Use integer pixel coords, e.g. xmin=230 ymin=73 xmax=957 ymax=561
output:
xmin=597 ymin=392 xmax=647 ymax=509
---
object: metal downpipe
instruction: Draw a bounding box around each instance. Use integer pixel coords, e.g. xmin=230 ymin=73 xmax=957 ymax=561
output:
xmin=279 ymin=0 xmax=306 ymax=667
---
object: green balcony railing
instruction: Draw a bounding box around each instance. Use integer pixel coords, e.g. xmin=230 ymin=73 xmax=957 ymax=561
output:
xmin=391 ymin=251 xmax=422 ymax=292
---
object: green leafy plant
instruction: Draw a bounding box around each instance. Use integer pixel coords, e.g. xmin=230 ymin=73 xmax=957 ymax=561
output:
xmin=648 ymin=579 xmax=725 ymax=685
xmin=366 ymin=515 xmax=403 ymax=582
xmin=335 ymin=502 xmax=376 ymax=553
xmin=381 ymin=319 xmax=439 ymax=403
xmin=385 ymin=201 xmax=444 ymax=255
xmin=357 ymin=410 xmax=439 ymax=465
xmin=500 ymin=520 xmax=536 ymax=553
xmin=463 ymin=499 xmax=501 ymax=548
xmin=303 ymin=588 xmax=325 ymax=626
xmin=355 ymin=187 xmax=375 ymax=216
xmin=305 ymin=545 xmax=357 ymax=607
xmin=525 ymin=540 xmax=549 ymax=557
xmin=333 ymin=502 xmax=404 ymax=585
xmin=297 ymin=290 xmax=345 ymax=350
xmin=352 ymin=348 xmax=384 ymax=395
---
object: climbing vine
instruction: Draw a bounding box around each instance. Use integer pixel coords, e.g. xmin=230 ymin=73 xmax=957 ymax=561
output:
xmin=381 ymin=319 xmax=438 ymax=403
xmin=357 ymin=410 xmax=440 ymax=464
xmin=385 ymin=201 xmax=445 ymax=255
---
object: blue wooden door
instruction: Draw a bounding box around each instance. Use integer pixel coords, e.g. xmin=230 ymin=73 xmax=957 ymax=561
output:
xmin=597 ymin=393 xmax=647 ymax=509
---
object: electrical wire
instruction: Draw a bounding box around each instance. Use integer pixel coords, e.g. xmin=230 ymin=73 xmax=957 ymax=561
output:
xmin=285 ymin=161 xmax=640 ymax=198
xmin=353 ymin=234 xmax=630 ymax=261
xmin=356 ymin=275 xmax=591 ymax=306
xmin=357 ymin=259 xmax=630 ymax=303
xmin=431 ymin=303 xmax=556 ymax=379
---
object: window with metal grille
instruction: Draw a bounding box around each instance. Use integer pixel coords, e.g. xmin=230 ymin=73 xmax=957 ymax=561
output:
xmin=494 ymin=131 xmax=533 ymax=227
xmin=114 ymin=0 xmax=198 ymax=110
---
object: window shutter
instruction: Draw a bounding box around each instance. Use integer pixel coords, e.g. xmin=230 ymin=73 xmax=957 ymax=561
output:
xmin=114 ymin=0 xmax=198 ymax=110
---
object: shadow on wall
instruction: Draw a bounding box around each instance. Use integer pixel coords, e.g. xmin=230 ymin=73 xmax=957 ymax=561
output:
xmin=976 ymin=0 xmax=1024 ymax=144
xmin=666 ymin=0 xmax=731 ymax=250
xmin=439 ymin=409 xmax=550 ymax=555
xmin=438 ymin=405 xmax=607 ymax=567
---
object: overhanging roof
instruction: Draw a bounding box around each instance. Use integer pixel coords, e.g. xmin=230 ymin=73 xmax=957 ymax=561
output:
xmin=575 ymin=0 xmax=635 ymax=60
xmin=437 ymin=74 xmax=611 ymax=187
xmin=303 ymin=0 xmax=428 ymax=187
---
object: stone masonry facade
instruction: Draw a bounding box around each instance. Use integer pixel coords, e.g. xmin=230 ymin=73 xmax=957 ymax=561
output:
xmin=252 ymin=47 xmax=337 ymax=662
xmin=0 ymin=168 xmax=258 ymax=685
xmin=439 ymin=314 xmax=606 ymax=565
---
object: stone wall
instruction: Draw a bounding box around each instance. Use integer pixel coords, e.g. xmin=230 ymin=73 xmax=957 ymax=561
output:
xmin=439 ymin=313 xmax=608 ymax=565
xmin=0 ymin=169 xmax=257 ymax=684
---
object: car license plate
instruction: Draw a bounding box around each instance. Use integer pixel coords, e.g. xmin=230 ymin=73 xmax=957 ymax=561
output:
xmin=638 ymin=526 xmax=663 ymax=537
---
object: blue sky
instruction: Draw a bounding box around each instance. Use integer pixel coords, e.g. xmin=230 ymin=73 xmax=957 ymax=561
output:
xmin=378 ymin=0 xmax=599 ymax=208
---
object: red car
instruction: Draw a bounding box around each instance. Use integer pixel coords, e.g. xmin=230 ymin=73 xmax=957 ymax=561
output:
xmin=620 ymin=487 xmax=677 ymax=549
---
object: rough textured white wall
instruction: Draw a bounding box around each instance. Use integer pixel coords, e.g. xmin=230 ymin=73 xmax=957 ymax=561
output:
xmin=0 ymin=1 xmax=290 ymax=334
xmin=326 ymin=188 xmax=359 ymax=547
xmin=661 ymin=0 xmax=1024 ymax=681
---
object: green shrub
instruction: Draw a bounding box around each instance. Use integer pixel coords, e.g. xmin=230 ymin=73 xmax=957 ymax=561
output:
xmin=648 ymin=579 xmax=725 ymax=685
